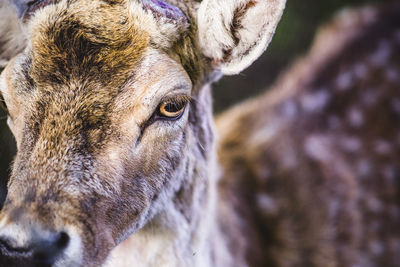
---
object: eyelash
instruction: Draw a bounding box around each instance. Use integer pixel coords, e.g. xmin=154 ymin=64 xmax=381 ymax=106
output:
xmin=156 ymin=95 xmax=191 ymax=120
xmin=136 ymin=95 xmax=191 ymax=143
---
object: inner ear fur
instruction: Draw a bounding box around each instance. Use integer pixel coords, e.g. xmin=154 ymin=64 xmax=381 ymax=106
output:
xmin=0 ymin=1 xmax=26 ymax=72
xmin=197 ymin=0 xmax=286 ymax=75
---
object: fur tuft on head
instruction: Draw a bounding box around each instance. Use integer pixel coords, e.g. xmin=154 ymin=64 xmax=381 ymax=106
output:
xmin=129 ymin=0 xmax=189 ymax=49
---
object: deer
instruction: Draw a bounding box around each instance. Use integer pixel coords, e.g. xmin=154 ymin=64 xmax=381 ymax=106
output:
xmin=217 ymin=2 xmax=400 ymax=267
xmin=0 ymin=0 xmax=286 ymax=266
xmin=0 ymin=0 xmax=399 ymax=267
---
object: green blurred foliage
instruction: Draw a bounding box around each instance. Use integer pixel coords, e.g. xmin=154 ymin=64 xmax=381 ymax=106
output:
xmin=0 ymin=109 xmax=14 ymax=205
xmin=213 ymin=0 xmax=389 ymax=113
xmin=0 ymin=0 xmax=391 ymax=205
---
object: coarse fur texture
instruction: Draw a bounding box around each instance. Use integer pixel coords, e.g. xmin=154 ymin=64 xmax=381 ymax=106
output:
xmin=197 ymin=0 xmax=286 ymax=75
xmin=0 ymin=0 xmax=285 ymax=266
xmin=3 ymin=0 xmax=400 ymax=267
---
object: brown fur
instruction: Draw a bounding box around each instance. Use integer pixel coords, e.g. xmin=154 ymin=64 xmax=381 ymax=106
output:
xmin=217 ymin=2 xmax=400 ymax=266
xmin=0 ymin=0 xmax=212 ymax=266
xmin=30 ymin=0 xmax=148 ymax=86
xmin=1 ymin=0 xmax=398 ymax=266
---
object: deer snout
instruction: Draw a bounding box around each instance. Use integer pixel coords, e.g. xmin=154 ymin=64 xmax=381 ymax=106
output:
xmin=0 ymin=219 xmax=70 ymax=267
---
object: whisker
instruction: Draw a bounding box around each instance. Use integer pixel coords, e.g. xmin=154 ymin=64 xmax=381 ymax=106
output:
xmin=198 ymin=141 xmax=205 ymax=152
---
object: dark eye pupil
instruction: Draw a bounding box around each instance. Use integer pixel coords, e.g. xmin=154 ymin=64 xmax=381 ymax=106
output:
xmin=165 ymin=102 xmax=183 ymax=112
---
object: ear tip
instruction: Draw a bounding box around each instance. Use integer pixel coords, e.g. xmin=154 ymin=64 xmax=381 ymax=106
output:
xmin=220 ymin=57 xmax=256 ymax=75
xmin=220 ymin=35 xmax=272 ymax=75
xmin=220 ymin=65 xmax=243 ymax=76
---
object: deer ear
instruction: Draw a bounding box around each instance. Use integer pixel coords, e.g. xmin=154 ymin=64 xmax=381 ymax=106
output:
xmin=0 ymin=1 xmax=26 ymax=72
xmin=197 ymin=0 xmax=286 ymax=75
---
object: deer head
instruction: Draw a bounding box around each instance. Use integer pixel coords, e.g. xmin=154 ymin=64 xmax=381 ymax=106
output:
xmin=0 ymin=0 xmax=285 ymax=266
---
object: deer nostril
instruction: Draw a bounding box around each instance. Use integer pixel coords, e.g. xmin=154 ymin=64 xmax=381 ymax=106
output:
xmin=0 ymin=236 xmax=33 ymax=267
xmin=32 ymin=231 xmax=70 ymax=264
xmin=0 ymin=236 xmax=31 ymax=255
xmin=56 ymin=231 xmax=69 ymax=250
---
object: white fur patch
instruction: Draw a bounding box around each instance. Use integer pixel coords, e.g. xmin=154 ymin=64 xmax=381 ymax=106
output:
xmin=54 ymin=227 xmax=83 ymax=267
xmin=197 ymin=0 xmax=287 ymax=75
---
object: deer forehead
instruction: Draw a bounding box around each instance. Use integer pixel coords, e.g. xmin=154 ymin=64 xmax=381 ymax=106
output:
xmin=27 ymin=0 xmax=148 ymax=86
xmin=21 ymin=0 xmax=188 ymax=82
xmin=2 ymin=0 xmax=192 ymax=128
xmin=1 ymin=3 xmax=193 ymax=164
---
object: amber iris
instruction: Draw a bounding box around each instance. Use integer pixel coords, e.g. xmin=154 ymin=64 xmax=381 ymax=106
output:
xmin=159 ymin=100 xmax=186 ymax=119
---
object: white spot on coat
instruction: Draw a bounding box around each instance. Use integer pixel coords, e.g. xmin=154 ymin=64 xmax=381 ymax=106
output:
xmin=357 ymin=159 xmax=371 ymax=177
xmin=256 ymin=194 xmax=277 ymax=215
xmin=280 ymin=100 xmax=298 ymax=118
xmin=301 ymin=90 xmax=330 ymax=112
xmin=385 ymin=67 xmax=399 ymax=82
xmin=353 ymin=63 xmax=368 ymax=79
xmin=336 ymin=71 xmax=353 ymax=90
xmin=304 ymin=135 xmax=333 ymax=162
xmin=369 ymin=241 xmax=384 ymax=255
xmin=347 ymin=107 xmax=364 ymax=128
xmin=369 ymin=40 xmax=392 ymax=67
xmin=366 ymin=196 xmax=383 ymax=213
xmin=340 ymin=136 xmax=361 ymax=152
xmin=392 ymin=98 xmax=400 ymax=114
xmin=383 ymin=165 xmax=396 ymax=183
xmin=374 ymin=140 xmax=392 ymax=155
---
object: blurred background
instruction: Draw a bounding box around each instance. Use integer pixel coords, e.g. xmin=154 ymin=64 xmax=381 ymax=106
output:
xmin=0 ymin=0 xmax=390 ymax=206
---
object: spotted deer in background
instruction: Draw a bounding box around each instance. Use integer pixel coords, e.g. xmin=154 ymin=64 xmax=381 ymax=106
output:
xmin=217 ymin=2 xmax=400 ymax=267
xmin=0 ymin=0 xmax=399 ymax=267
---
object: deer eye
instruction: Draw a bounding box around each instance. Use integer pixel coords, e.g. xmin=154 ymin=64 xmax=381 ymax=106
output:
xmin=0 ymin=93 xmax=8 ymax=113
xmin=157 ymin=96 xmax=190 ymax=119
